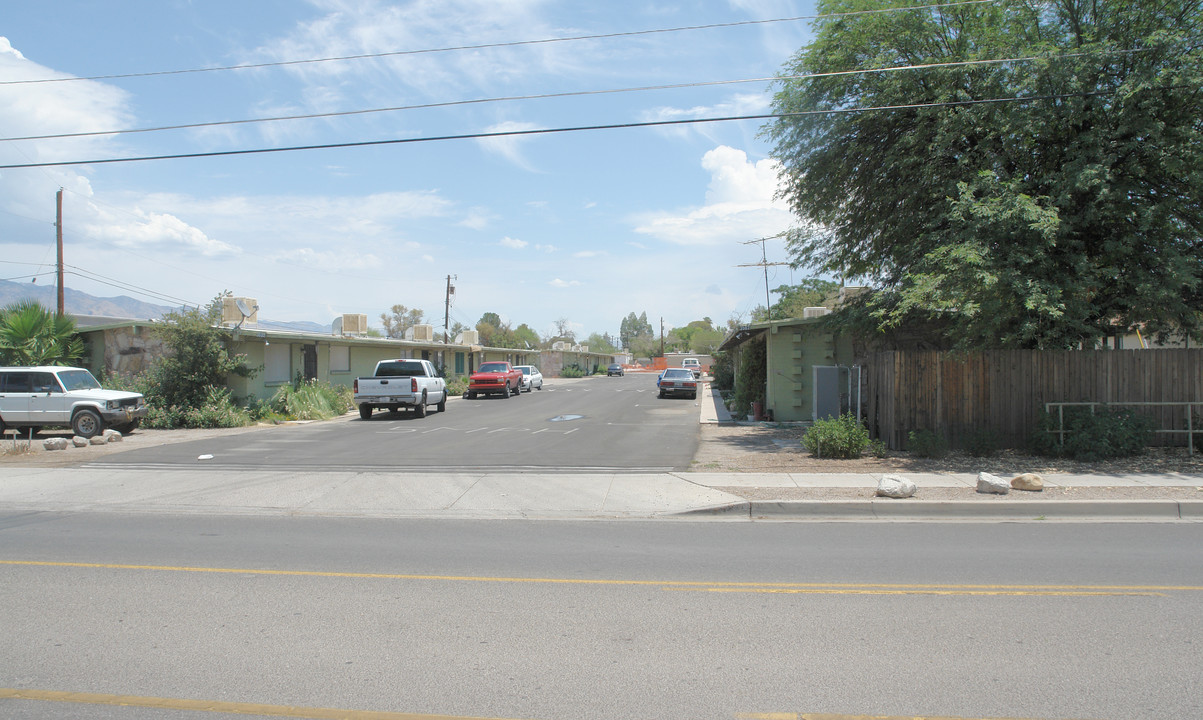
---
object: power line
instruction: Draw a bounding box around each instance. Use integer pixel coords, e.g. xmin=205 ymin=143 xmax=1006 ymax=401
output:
xmin=0 ymin=0 xmax=999 ymax=87
xmin=0 ymin=90 xmax=1119 ymax=170
xmin=2 ymin=51 xmax=1129 ymax=144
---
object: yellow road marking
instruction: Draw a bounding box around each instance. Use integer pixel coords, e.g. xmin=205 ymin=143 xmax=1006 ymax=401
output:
xmin=0 ymin=688 xmax=526 ymax=719
xmin=1 ymin=559 xmax=1199 ymax=596
xmin=735 ymin=714 xmax=1087 ymax=720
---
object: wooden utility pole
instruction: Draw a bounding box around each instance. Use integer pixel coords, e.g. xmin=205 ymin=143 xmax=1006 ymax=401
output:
xmin=55 ymin=188 xmax=64 ymax=317
xmin=443 ymin=274 xmax=456 ymax=343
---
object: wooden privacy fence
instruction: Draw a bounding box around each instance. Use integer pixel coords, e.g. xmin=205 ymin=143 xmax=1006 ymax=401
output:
xmin=864 ymin=349 xmax=1203 ymax=450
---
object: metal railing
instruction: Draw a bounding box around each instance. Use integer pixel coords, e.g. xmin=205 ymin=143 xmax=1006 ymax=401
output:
xmin=1044 ymin=401 xmax=1201 ymax=456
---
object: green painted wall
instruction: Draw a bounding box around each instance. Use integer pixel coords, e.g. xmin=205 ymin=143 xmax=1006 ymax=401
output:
xmin=762 ymin=321 xmax=856 ymax=423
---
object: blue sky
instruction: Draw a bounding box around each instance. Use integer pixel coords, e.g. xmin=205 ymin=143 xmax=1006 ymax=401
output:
xmin=0 ymin=0 xmax=817 ymax=341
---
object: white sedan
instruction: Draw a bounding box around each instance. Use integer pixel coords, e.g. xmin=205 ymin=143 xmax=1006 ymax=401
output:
xmin=515 ymin=365 xmax=544 ymax=392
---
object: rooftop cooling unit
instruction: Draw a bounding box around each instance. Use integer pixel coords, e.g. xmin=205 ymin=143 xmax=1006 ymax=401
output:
xmin=552 ymin=341 xmax=567 ymax=351
xmin=803 ymin=307 xmax=831 ymax=318
xmin=333 ymin=313 xmax=368 ymax=335
xmin=459 ymin=330 xmax=480 ymax=345
xmin=412 ymin=324 xmax=435 ymax=342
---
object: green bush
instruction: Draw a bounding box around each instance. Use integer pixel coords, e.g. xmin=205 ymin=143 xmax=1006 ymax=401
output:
xmin=867 ymin=438 xmax=888 ymax=458
xmin=561 ymin=365 xmax=586 ymax=378
xmin=907 ymin=429 xmax=949 ymax=458
xmin=802 ymin=413 xmax=870 ymax=459
xmin=445 ymin=376 xmax=469 ymax=396
xmin=1030 ymin=407 xmax=1154 ymax=461
xmin=269 ymin=380 xmax=353 ymax=421
xmin=710 ymin=352 xmax=735 ymax=392
xmin=145 ymin=386 xmax=253 ymax=429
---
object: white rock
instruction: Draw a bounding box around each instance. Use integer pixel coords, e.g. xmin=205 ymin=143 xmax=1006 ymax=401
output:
xmin=89 ymin=436 xmax=107 ymax=445
xmin=42 ymin=438 xmax=69 ymax=451
xmin=977 ymin=472 xmax=1010 ymax=494
xmin=72 ymin=436 xmax=89 ymax=447
xmin=1011 ymin=473 xmax=1044 ymax=491
xmin=876 ymin=474 xmax=917 ymax=498
xmin=104 ymin=430 xmax=123 ymax=443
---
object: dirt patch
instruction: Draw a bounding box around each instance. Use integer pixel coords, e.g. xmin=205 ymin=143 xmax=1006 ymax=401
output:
xmin=0 ymin=422 xmax=294 ymax=467
xmin=690 ymin=423 xmax=1203 ymax=476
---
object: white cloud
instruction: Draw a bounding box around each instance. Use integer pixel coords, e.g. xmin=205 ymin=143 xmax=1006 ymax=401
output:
xmin=633 ymin=145 xmax=793 ymax=246
xmin=550 ymin=278 xmax=581 ymax=288
xmin=500 ymin=236 xmax=528 ymax=249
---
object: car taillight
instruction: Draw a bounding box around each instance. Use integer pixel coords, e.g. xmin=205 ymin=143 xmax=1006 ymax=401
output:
xmin=411 ymin=378 xmax=418 ymax=392
xmin=353 ymin=379 xmax=359 ymax=392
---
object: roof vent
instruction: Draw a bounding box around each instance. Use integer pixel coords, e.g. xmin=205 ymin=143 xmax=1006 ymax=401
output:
xmin=803 ymin=307 xmax=830 ymax=318
xmin=333 ymin=314 xmax=367 ymax=335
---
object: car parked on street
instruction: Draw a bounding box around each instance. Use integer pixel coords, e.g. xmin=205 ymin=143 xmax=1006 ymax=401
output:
xmin=515 ymin=365 xmax=543 ymax=392
xmin=657 ymin=368 xmax=698 ymax=399
xmin=681 ymin=358 xmax=702 ymax=379
xmin=607 ymin=363 xmax=624 ymax=376
xmin=468 ymin=361 xmax=524 ymax=398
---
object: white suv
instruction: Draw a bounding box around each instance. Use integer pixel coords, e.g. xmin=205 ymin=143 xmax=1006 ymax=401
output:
xmin=681 ymin=358 xmax=702 ymax=379
xmin=0 ymin=366 xmax=148 ymax=438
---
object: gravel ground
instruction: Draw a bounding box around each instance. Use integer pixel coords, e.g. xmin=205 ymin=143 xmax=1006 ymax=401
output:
xmin=691 ymin=423 xmax=1203 ymax=502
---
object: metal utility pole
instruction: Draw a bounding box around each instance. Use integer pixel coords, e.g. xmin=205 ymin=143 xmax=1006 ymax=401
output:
xmin=443 ymin=275 xmax=456 ymax=343
xmin=738 ymin=233 xmax=789 ymax=320
xmin=55 ymin=188 xmax=64 ymax=317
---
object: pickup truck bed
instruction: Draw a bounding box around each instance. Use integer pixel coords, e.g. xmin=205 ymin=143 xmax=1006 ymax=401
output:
xmin=354 ymin=359 xmax=448 ymax=419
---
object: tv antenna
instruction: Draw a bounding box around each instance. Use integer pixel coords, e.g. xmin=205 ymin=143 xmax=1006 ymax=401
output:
xmin=737 ymin=233 xmax=790 ymax=316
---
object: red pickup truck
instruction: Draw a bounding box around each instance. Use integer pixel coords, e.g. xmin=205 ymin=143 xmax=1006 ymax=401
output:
xmin=467 ymin=361 xmax=524 ymax=399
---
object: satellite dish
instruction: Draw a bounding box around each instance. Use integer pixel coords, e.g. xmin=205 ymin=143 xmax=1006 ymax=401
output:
xmin=233 ymin=298 xmax=257 ymax=329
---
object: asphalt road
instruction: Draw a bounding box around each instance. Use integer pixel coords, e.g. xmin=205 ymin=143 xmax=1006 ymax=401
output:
xmin=86 ymin=373 xmax=701 ymax=472
xmin=3 ymin=515 xmax=1202 ymax=720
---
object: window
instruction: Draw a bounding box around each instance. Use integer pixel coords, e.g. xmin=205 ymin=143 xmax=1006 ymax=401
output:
xmin=265 ymin=343 xmax=291 ymax=383
xmin=330 ymin=345 xmax=350 ymax=373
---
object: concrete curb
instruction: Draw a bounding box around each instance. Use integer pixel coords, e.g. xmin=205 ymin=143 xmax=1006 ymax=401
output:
xmin=682 ymin=499 xmax=1203 ymax=521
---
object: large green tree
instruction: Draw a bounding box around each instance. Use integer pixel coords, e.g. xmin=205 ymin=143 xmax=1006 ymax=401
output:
xmin=0 ymin=300 xmax=85 ymax=366
xmin=380 ymin=305 xmax=425 ymax=339
xmin=765 ymin=0 xmax=1203 ymax=348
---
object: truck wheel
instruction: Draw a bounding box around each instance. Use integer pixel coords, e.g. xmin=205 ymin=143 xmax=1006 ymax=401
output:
xmin=72 ymin=409 xmax=103 ymax=438
xmin=414 ymin=392 xmax=428 ymax=418
xmin=436 ymin=391 xmax=447 ymax=413
xmin=501 ymin=383 xmax=510 ymax=399
xmin=359 ymin=404 xmax=372 ymax=420
xmin=467 ymin=391 xmax=477 ymax=399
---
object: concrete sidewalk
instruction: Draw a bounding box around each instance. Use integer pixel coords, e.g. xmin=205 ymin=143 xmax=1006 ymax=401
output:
xmin=0 ymin=378 xmax=1198 ymax=522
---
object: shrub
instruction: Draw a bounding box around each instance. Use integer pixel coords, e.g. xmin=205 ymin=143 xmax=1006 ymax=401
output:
xmin=561 ymin=365 xmax=586 ymax=378
xmin=269 ymin=380 xmax=353 ymax=421
xmin=867 ymin=438 xmax=888 ymax=458
xmin=1031 ymin=407 xmax=1154 ymax=461
xmin=710 ymin=352 xmax=734 ymax=391
xmin=144 ymin=386 xmax=253 ymax=429
xmin=802 ymin=413 xmax=870 ymax=459
xmin=907 ymin=429 xmax=949 ymax=458
xmin=445 ymin=376 xmax=469 ymax=396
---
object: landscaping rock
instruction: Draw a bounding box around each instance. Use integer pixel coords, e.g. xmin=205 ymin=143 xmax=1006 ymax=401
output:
xmin=103 ymin=429 xmax=123 ymax=443
xmin=876 ymin=474 xmax=917 ymax=498
xmin=977 ymin=471 xmax=1010 ymax=494
xmin=89 ymin=436 xmax=107 ymax=446
xmin=42 ymin=438 xmax=69 ymax=451
xmin=72 ymin=436 xmax=89 ymax=447
xmin=1012 ymin=473 xmax=1045 ymax=491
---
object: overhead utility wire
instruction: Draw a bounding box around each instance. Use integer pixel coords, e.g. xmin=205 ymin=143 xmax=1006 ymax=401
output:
xmin=0 ymin=91 xmax=1118 ymax=170
xmin=1 ymin=51 xmax=1130 ymax=144
xmin=0 ymin=0 xmax=998 ymax=87
xmin=63 ymin=265 xmax=198 ymax=307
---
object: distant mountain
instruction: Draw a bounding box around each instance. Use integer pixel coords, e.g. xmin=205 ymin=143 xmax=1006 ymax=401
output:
xmin=0 ymin=280 xmax=332 ymax=334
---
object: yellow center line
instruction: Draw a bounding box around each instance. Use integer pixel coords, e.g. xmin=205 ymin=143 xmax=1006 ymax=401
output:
xmin=735 ymin=714 xmax=1093 ymax=720
xmin=0 ymin=688 xmax=525 ymax=720
xmin=1 ymin=559 xmax=1199 ymax=595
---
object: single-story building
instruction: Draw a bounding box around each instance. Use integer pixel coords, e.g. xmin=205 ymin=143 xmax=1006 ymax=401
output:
xmin=718 ymin=310 xmax=858 ymax=423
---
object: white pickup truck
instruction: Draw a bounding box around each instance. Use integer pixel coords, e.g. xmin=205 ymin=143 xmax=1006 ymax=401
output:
xmin=0 ymin=365 xmax=148 ymax=438
xmin=353 ymin=358 xmax=448 ymax=420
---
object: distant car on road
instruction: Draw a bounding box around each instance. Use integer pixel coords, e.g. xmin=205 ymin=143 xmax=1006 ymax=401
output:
xmin=606 ymin=363 xmax=624 ymax=376
xmin=681 ymin=358 xmax=702 ymax=379
xmin=515 ymin=365 xmax=543 ymax=392
xmin=657 ymin=368 xmax=697 ymax=399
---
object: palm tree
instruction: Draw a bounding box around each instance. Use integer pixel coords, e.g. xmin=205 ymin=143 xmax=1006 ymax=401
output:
xmin=0 ymin=300 xmax=85 ymax=366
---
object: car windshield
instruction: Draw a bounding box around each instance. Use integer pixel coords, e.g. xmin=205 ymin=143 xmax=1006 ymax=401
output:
xmin=517 ymin=367 xmax=531 ymax=375
xmin=58 ymin=369 xmax=101 ymax=391
xmin=478 ymin=363 xmax=508 ymax=373
xmin=662 ymin=369 xmax=692 ymax=380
